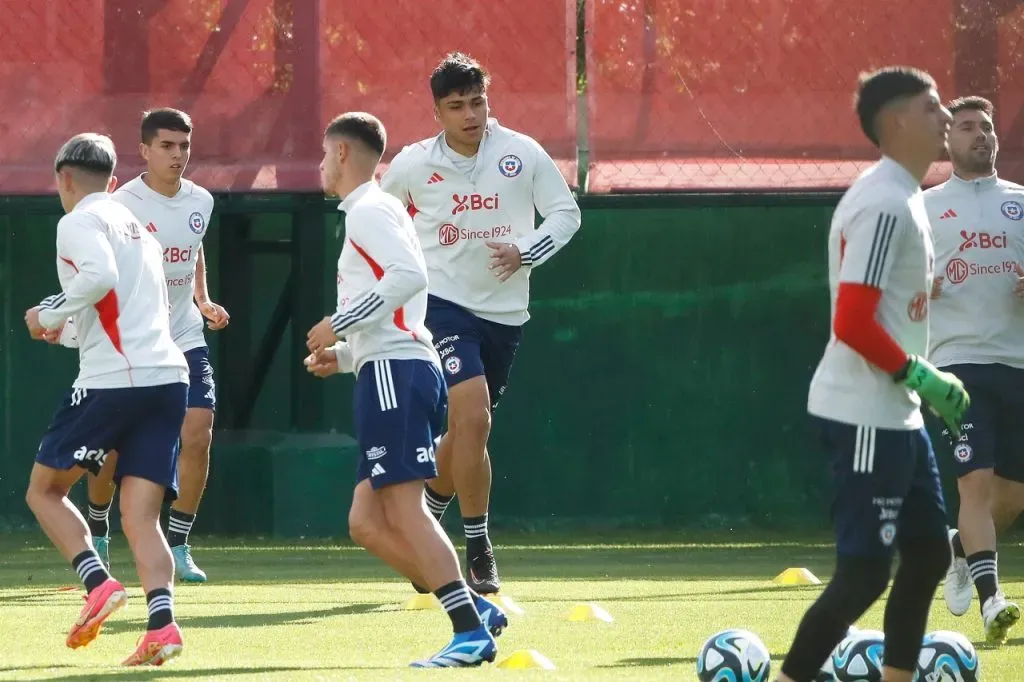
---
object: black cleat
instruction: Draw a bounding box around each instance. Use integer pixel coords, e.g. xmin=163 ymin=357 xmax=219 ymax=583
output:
xmin=466 ymin=546 xmax=501 ymax=594
xmin=411 ymin=581 xmax=430 ymax=594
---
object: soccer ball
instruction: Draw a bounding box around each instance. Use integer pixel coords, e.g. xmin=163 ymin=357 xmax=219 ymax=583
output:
xmin=815 ymin=626 xmax=863 ymax=681
xmin=831 ymin=629 xmax=885 ymax=681
xmin=696 ymin=628 xmax=771 ymax=682
xmin=815 ymin=655 xmax=835 ymax=681
xmin=916 ymin=630 xmax=980 ymax=682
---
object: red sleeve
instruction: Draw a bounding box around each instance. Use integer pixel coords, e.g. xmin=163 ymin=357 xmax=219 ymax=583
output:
xmin=833 ymin=282 xmax=908 ymax=375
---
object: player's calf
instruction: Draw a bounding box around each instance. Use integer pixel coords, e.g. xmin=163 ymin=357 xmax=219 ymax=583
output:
xmin=167 ymin=408 xmax=212 ymax=583
xmin=883 ymin=536 xmax=949 ymax=672
xmin=957 ymin=469 xmax=1001 ymax=609
xmin=992 ymin=476 xmax=1024 ymax=533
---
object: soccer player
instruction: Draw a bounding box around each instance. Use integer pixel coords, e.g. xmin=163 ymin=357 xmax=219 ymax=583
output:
xmin=776 ymin=67 xmax=968 ymax=682
xmin=924 ymin=95 xmax=1023 ymax=644
xmin=380 ymin=52 xmax=582 ymax=593
xmin=78 ymin=108 xmax=227 ymax=582
xmin=305 ymin=111 xmax=507 ymax=667
xmin=25 ymin=133 xmax=188 ymax=665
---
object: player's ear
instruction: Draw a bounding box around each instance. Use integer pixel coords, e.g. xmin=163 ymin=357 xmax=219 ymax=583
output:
xmin=107 ymin=175 xmax=119 ymax=193
xmin=56 ymin=169 xmax=72 ymax=194
xmin=139 ymin=142 xmax=149 ymax=162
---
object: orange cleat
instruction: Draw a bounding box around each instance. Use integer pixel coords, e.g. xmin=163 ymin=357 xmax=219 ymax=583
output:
xmin=66 ymin=578 xmax=127 ymax=649
xmin=121 ymin=622 xmax=184 ymax=666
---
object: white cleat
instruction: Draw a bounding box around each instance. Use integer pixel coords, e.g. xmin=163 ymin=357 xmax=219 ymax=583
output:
xmin=982 ymin=592 xmax=1020 ymax=646
xmin=943 ymin=528 xmax=972 ymax=617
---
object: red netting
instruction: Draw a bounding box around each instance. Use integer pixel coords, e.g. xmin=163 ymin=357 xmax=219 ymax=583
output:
xmin=2 ymin=1 xmax=1023 ymax=193
xmin=585 ymin=0 xmax=1024 ymax=191
xmin=0 ymin=0 xmax=577 ymax=193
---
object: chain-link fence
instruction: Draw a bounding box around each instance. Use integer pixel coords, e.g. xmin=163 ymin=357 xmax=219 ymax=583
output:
xmin=585 ymin=0 xmax=1024 ymax=191
xmin=0 ymin=0 xmax=1021 ymax=193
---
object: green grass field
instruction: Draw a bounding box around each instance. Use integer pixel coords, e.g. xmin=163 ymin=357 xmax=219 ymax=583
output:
xmin=0 ymin=531 xmax=1021 ymax=681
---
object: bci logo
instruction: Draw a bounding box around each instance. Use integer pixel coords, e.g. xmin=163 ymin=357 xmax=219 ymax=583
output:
xmin=959 ymin=230 xmax=1007 ymax=251
xmin=451 ymin=193 xmax=499 ymax=216
xmin=164 ymin=246 xmax=194 ymax=263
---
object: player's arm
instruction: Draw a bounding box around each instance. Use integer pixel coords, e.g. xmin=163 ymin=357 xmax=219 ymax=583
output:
xmin=834 ymin=202 xmax=969 ymax=433
xmin=193 ymin=244 xmax=230 ymax=329
xmin=378 ymin=148 xmax=411 ymax=208
xmin=514 ymin=141 xmax=582 ymax=268
xmin=36 ymin=216 xmax=118 ymax=330
xmin=329 ymin=204 xmax=427 ymax=338
xmin=194 ymin=245 xmax=210 ymax=304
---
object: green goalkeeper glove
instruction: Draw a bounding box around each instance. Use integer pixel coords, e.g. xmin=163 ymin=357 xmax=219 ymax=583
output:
xmin=894 ymin=355 xmax=970 ymax=438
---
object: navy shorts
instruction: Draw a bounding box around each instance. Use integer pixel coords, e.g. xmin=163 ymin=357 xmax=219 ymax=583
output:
xmin=185 ymin=347 xmax=216 ymax=411
xmin=36 ymin=383 xmax=188 ymax=500
xmin=354 ymin=358 xmax=447 ymax=490
xmin=426 ymin=295 xmax=522 ymax=410
xmin=816 ymin=417 xmax=947 ymax=557
xmin=935 ymin=363 xmax=1024 ymax=483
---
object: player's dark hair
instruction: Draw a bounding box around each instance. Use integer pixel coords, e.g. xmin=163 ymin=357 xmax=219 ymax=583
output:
xmin=429 ymin=52 xmax=489 ymax=101
xmin=54 ymin=133 xmax=117 ymax=177
xmin=141 ymin=108 xmax=193 ymax=144
xmin=947 ymin=95 xmax=994 ymax=117
xmin=855 ymin=67 xmax=936 ymax=146
xmin=324 ymin=112 xmax=387 ymax=157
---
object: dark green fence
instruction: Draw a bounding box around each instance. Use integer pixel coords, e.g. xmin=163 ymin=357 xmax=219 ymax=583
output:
xmin=0 ymin=193 xmax=969 ymax=536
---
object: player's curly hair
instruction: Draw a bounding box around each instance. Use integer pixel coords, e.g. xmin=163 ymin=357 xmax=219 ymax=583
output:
xmin=947 ymin=95 xmax=993 ymax=117
xmin=430 ymin=52 xmax=489 ymax=101
xmin=854 ymin=66 xmax=936 ymax=147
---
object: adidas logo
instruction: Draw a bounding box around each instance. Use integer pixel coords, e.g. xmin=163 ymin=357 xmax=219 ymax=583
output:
xmin=145 ymin=222 xmax=158 ymax=232
xmin=371 ymin=463 xmax=386 ymax=477
xmin=939 ymin=209 xmax=958 ymax=220
xmin=427 ymin=172 xmax=444 ymax=185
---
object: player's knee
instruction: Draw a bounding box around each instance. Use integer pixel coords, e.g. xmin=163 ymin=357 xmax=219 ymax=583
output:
xmin=451 ymin=404 xmax=491 ymax=444
xmin=24 ymin=486 xmax=46 ymax=513
xmin=957 ymin=469 xmax=994 ymax=505
xmin=898 ymin=536 xmax=950 ymax=586
xmin=347 ymin=507 xmax=379 ymax=549
xmin=25 ymin=478 xmax=62 ymax=511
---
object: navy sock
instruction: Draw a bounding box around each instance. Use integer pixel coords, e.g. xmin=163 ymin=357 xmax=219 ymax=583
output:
xmin=434 ymin=580 xmax=482 ymax=633
xmin=72 ymin=549 xmax=110 ymax=594
xmin=146 ymin=588 xmax=174 ymax=630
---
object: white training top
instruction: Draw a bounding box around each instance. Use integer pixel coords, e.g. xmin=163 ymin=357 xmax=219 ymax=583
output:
xmin=380 ymin=118 xmax=581 ymax=326
xmin=331 ymin=181 xmax=438 ymax=374
xmin=924 ymin=172 xmax=1024 ymax=369
xmin=112 ymin=175 xmax=215 ymax=353
xmin=807 ymin=157 xmax=934 ymax=430
xmin=38 ymin=192 xmax=188 ymax=389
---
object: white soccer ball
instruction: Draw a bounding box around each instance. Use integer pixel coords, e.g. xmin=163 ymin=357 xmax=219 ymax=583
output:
xmin=831 ymin=629 xmax=885 ymax=681
xmin=916 ymin=630 xmax=979 ymax=682
xmin=696 ymin=628 xmax=771 ymax=682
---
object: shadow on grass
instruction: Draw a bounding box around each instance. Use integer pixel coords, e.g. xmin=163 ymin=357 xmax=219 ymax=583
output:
xmin=599 ymin=656 xmax=693 ymax=667
xmin=96 ymin=602 xmax=385 ymax=634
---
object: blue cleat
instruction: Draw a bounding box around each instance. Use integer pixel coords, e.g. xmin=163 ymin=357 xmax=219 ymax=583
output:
xmin=409 ymin=625 xmax=497 ymax=668
xmin=93 ymin=536 xmax=110 ymax=570
xmin=472 ymin=592 xmax=508 ymax=638
xmin=171 ymin=544 xmax=207 ymax=583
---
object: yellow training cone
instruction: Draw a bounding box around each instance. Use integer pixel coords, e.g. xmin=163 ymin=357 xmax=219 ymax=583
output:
xmin=403 ymin=593 xmax=441 ymax=610
xmin=497 ymin=649 xmax=556 ymax=670
xmin=772 ymin=567 xmax=822 ymax=586
xmin=484 ymin=594 xmax=526 ymax=616
xmin=566 ymin=602 xmax=614 ymax=623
